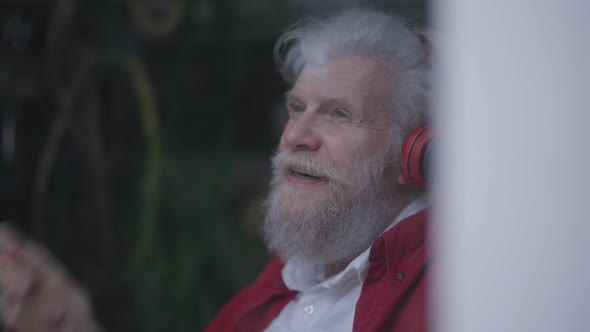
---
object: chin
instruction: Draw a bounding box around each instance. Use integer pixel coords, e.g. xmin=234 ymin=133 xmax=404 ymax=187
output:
xmin=278 ymin=181 xmax=332 ymax=208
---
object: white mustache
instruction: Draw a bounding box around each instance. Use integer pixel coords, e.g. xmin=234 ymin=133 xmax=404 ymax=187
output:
xmin=272 ymin=150 xmax=344 ymax=183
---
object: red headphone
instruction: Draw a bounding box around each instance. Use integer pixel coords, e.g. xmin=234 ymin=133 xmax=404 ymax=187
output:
xmin=400 ymin=126 xmax=433 ymax=188
xmin=400 ymin=33 xmax=433 ymax=189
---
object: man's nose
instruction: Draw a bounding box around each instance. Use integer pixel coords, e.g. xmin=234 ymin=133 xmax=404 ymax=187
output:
xmin=282 ymin=114 xmax=321 ymax=151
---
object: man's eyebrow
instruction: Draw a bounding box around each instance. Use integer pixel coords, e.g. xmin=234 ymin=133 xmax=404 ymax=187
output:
xmin=318 ymin=97 xmax=355 ymax=109
xmin=284 ymin=91 xmax=302 ymax=102
xmin=285 ymin=92 xmax=356 ymax=110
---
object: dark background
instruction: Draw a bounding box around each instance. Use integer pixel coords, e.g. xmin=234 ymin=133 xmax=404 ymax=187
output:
xmin=0 ymin=0 xmax=426 ymax=330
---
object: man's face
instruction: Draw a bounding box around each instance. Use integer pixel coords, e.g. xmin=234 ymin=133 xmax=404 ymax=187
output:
xmin=263 ymin=56 xmax=407 ymax=265
xmin=279 ymin=56 xmax=394 ymax=190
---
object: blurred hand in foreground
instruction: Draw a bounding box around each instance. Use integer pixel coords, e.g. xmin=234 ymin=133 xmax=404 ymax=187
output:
xmin=0 ymin=223 xmax=102 ymax=332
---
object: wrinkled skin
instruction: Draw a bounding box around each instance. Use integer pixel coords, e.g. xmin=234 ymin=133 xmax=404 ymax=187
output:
xmin=0 ymin=224 xmax=102 ymax=332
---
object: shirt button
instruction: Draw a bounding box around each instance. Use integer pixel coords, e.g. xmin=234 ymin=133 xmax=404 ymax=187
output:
xmin=304 ymin=305 xmax=315 ymax=314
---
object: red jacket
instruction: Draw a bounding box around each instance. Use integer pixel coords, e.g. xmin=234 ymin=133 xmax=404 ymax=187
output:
xmin=203 ymin=209 xmax=429 ymax=332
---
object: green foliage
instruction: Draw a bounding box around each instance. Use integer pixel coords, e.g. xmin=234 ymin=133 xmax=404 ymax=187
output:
xmin=121 ymin=127 xmax=268 ymax=331
xmin=12 ymin=0 xmax=273 ymax=329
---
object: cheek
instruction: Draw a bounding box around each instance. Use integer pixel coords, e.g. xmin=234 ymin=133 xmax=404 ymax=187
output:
xmin=323 ymin=131 xmax=366 ymax=164
xmin=325 ymin=128 xmax=390 ymax=166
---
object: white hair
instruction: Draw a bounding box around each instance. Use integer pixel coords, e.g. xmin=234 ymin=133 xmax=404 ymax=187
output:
xmin=273 ymin=7 xmax=431 ymax=158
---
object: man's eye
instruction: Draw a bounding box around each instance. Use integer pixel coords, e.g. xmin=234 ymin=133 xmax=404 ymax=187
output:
xmin=293 ymin=105 xmax=305 ymax=113
xmin=334 ymin=109 xmax=349 ymax=119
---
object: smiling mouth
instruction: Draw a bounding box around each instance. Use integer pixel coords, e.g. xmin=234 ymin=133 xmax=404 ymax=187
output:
xmin=289 ymin=167 xmax=326 ymax=180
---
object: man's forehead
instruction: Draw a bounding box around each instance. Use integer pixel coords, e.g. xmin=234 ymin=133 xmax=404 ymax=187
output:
xmin=287 ymin=57 xmax=393 ymax=109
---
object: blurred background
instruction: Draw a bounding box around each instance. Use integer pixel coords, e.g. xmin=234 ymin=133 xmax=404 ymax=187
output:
xmin=0 ymin=0 xmax=426 ymax=330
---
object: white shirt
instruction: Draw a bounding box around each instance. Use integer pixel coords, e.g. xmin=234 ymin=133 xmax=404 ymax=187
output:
xmin=264 ymin=197 xmax=428 ymax=332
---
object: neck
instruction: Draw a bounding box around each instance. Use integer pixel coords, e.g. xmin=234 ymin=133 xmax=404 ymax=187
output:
xmin=325 ymin=261 xmax=350 ymax=278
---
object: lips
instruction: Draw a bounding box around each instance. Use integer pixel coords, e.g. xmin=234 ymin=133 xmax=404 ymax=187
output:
xmin=289 ymin=166 xmax=326 ymax=180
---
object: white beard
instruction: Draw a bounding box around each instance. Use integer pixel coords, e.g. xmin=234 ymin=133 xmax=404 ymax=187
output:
xmin=262 ymin=147 xmax=402 ymax=266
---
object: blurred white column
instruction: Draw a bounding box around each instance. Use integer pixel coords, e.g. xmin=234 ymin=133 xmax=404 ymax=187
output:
xmin=432 ymin=1 xmax=590 ymax=332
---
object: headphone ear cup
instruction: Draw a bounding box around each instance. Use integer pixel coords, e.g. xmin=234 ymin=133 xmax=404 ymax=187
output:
xmin=401 ymin=126 xmax=433 ymax=188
